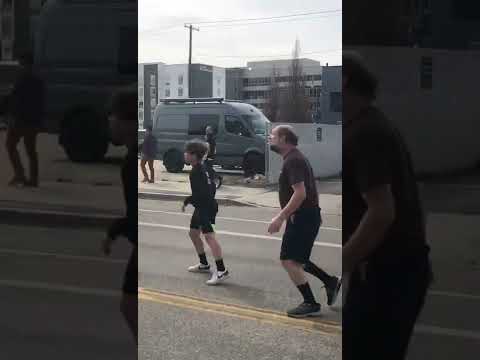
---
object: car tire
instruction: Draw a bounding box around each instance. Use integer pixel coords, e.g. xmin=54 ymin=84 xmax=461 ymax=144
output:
xmin=163 ymin=149 xmax=185 ymax=173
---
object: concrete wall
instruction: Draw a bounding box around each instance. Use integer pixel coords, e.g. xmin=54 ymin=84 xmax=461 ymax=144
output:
xmin=266 ymin=123 xmax=342 ymax=184
xmin=347 ymin=46 xmax=480 ymax=174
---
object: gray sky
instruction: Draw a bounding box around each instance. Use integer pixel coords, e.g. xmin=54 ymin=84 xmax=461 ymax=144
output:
xmin=139 ymin=0 xmax=342 ymax=68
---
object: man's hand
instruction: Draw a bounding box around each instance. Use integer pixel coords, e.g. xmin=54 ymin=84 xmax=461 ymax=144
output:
xmin=268 ymin=215 xmax=284 ymax=234
xmin=102 ymin=236 xmax=115 ymax=256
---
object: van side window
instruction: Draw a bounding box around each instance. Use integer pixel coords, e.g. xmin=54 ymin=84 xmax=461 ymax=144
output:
xmin=188 ymin=114 xmax=219 ymax=135
xmin=225 ymin=116 xmax=251 ymax=137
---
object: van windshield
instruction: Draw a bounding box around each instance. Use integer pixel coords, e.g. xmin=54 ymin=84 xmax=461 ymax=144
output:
xmin=241 ymin=114 xmax=267 ymax=136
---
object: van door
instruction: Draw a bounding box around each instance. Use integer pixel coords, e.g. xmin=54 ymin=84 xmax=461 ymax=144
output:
xmin=217 ymin=115 xmax=254 ymax=167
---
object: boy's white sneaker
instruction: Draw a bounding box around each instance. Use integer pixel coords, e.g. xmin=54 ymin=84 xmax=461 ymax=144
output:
xmin=188 ymin=263 xmax=211 ymax=273
xmin=206 ymin=270 xmax=230 ymax=285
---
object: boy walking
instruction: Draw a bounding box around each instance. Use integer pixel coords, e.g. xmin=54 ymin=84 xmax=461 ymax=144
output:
xmin=182 ymin=139 xmax=229 ymax=285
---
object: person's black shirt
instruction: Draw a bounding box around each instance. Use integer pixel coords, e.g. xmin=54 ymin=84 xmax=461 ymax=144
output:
xmin=279 ymin=148 xmax=319 ymax=210
xmin=205 ymin=133 xmax=216 ymax=159
xmin=8 ymin=70 xmax=45 ymax=128
xmin=343 ymin=105 xmax=427 ymax=267
xmin=184 ymin=163 xmax=217 ymax=212
xmin=108 ymin=146 xmax=137 ymax=245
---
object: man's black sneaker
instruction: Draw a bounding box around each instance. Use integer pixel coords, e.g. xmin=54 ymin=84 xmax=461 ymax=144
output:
xmin=287 ymin=302 xmax=321 ymax=318
xmin=326 ymin=276 xmax=341 ymax=306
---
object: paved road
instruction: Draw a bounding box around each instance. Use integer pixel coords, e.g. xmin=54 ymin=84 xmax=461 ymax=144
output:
xmin=0 ymin=223 xmax=137 ymax=359
xmin=139 ymin=199 xmax=342 ymax=359
xmin=140 ymin=198 xmax=480 ymax=359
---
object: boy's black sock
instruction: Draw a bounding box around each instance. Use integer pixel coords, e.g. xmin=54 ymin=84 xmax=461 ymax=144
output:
xmin=198 ymin=253 xmax=208 ymax=266
xmin=215 ymin=259 xmax=225 ymax=272
xmin=297 ymin=282 xmax=317 ymax=304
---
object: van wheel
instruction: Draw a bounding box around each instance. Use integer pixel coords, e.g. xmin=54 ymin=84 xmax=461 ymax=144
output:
xmin=164 ymin=150 xmax=184 ymax=173
xmin=243 ymin=152 xmax=264 ymax=177
xmin=59 ymin=107 xmax=109 ymax=162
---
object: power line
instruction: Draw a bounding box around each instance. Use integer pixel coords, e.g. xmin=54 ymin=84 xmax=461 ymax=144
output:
xmin=199 ymin=14 xmax=341 ymax=29
xmin=141 ymin=9 xmax=341 ymax=35
xmin=190 ymin=10 xmax=342 ymax=25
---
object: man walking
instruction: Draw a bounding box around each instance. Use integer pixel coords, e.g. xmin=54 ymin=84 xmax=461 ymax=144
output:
xmin=342 ymin=52 xmax=432 ymax=360
xmin=140 ymin=125 xmax=157 ymax=183
xmin=5 ymin=52 xmax=45 ymax=187
xmin=268 ymin=125 xmax=340 ymax=318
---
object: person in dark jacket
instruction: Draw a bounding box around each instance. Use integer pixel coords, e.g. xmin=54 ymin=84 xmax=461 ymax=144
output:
xmin=182 ymin=139 xmax=229 ymax=285
xmin=101 ymin=88 xmax=138 ymax=343
xmin=140 ymin=125 xmax=157 ymax=183
xmin=5 ymin=52 xmax=45 ymax=187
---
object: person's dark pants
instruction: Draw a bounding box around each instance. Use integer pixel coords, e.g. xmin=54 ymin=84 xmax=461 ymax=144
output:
xmin=343 ymin=255 xmax=432 ymax=360
xmin=6 ymin=126 xmax=39 ymax=183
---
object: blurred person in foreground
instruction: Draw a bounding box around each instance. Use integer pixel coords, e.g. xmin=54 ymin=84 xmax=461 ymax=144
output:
xmin=102 ymin=88 xmax=138 ymax=343
xmin=342 ymin=51 xmax=433 ymax=360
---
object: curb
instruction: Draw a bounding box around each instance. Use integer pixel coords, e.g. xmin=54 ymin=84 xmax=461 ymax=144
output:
xmin=0 ymin=206 xmax=119 ymax=228
xmin=138 ymin=191 xmax=257 ymax=207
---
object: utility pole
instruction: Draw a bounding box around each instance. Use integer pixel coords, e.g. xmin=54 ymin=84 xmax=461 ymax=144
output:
xmin=184 ymin=24 xmax=199 ymax=98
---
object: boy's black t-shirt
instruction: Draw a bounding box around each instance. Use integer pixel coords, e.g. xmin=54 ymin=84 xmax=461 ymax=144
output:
xmin=343 ymin=105 xmax=428 ymax=267
xmin=184 ymin=163 xmax=217 ymax=212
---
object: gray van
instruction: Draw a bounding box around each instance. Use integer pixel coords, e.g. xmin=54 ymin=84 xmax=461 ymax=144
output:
xmin=140 ymin=98 xmax=269 ymax=174
xmin=33 ymin=0 xmax=137 ymax=162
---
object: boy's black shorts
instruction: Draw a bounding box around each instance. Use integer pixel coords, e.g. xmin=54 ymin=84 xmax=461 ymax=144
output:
xmin=190 ymin=207 xmax=217 ymax=234
xmin=280 ymin=207 xmax=321 ymax=264
xmin=122 ymin=246 xmax=137 ymax=294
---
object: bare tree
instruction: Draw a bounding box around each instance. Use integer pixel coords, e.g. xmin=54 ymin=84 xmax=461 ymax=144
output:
xmin=280 ymin=38 xmax=311 ymax=123
xmin=264 ymin=66 xmax=281 ymax=122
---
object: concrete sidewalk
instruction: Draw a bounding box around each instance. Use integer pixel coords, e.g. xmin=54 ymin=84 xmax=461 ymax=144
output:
xmin=138 ymin=180 xmax=343 ymax=215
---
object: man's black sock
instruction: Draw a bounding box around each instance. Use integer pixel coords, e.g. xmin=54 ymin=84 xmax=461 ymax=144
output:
xmin=304 ymin=260 xmax=333 ymax=286
xmin=297 ymin=282 xmax=317 ymax=304
xmin=215 ymin=259 xmax=225 ymax=272
xmin=198 ymin=253 xmax=208 ymax=266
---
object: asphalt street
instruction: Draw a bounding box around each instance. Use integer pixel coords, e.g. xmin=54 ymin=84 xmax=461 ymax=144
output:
xmin=0 ymin=223 xmax=137 ymax=359
xmin=139 ymin=198 xmax=480 ymax=359
xmin=139 ymin=199 xmax=342 ymax=359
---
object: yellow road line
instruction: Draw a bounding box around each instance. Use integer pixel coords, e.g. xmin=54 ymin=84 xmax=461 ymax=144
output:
xmin=139 ymin=287 xmax=341 ymax=336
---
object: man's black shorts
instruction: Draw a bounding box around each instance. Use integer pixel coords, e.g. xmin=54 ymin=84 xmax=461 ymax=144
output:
xmin=122 ymin=246 xmax=137 ymax=294
xmin=190 ymin=207 xmax=217 ymax=234
xmin=280 ymin=207 xmax=321 ymax=264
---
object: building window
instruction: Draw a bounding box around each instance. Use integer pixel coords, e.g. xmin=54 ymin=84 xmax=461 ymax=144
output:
xmin=165 ymin=88 xmax=170 ymax=97
xmin=313 ymin=75 xmax=322 ymax=81
xmin=138 ymin=101 xmax=144 ymax=109
xmin=330 ymin=92 xmax=342 ymax=112
xmin=151 ymin=87 xmax=156 ymax=97
xmin=178 ymin=75 xmax=183 ymax=85
xmin=178 ymin=88 xmax=183 ymax=97
xmin=138 ymin=87 xmax=144 ymax=98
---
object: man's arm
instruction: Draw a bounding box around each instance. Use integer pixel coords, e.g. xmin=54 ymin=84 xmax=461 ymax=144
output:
xmin=278 ymin=182 xmax=306 ymax=221
xmin=268 ymin=182 xmax=306 ymax=234
xmin=343 ymin=184 xmax=395 ymax=273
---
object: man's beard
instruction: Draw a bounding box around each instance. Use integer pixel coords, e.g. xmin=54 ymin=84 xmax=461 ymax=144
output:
xmin=270 ymin=144 xmax=281 ymax=154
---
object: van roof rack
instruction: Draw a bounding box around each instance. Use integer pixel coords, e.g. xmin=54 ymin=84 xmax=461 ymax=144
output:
xmin=161 ymin=98 xmax=225 ymax=104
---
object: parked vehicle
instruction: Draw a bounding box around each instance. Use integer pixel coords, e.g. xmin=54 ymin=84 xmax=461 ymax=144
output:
xmin=33 ymin=0 xmax=137 ymax=162
xmin=139 ymin=98 xmax=269 ymax=175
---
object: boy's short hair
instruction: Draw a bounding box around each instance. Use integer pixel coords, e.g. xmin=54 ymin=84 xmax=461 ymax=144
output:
xmin=185 ymin=139 xmax=209 ymax=160
xmin=109 ymin=87 xmax=137 ymax=123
